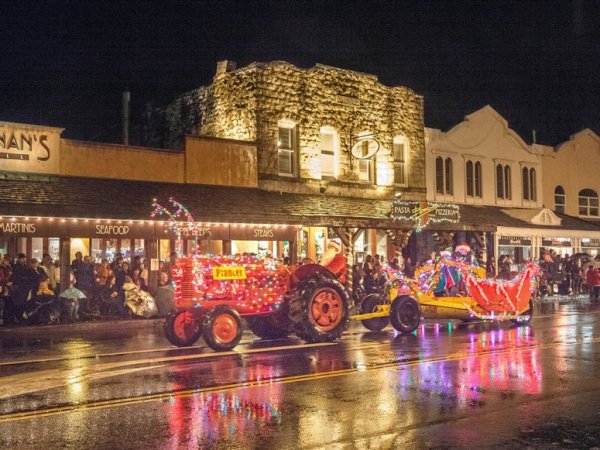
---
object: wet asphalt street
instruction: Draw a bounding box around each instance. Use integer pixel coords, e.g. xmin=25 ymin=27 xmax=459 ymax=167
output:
xmin=1 ymin=298 xmax=600 ymax=449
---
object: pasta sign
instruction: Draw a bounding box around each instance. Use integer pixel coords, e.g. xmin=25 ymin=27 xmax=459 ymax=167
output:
xmin=391 ymin=200 xmax=460 ymax=231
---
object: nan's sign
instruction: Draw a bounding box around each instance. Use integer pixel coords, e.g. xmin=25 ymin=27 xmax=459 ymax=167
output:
xmin=0 ymin=122 xmax=63 ymax=174
xmin=391 ymin=200 xmax=460 ymax=231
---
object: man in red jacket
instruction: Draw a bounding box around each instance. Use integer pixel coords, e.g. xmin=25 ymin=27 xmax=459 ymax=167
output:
xmin=321 ymin=240 xmax=347 ymax=284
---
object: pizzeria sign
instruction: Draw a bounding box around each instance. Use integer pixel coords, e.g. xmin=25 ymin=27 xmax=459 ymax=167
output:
xmin=391 ymin=200 xmax=460 ymax=231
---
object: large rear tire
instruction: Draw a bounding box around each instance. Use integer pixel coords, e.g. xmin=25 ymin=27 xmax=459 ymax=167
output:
xmin=245 ymin=314 xmax=290 ymax=340
xmin=390 ymin=296 xmax=421 ymax=334
xmin=288 ymin=277 xmax=349 ymax=343
xmin=202 ymin=305 xmax=243 ymax=352
xmin=360 ymin=294 xmax=389 ymax=331
xmin=511 ymin=299 xmax=534 ymax=325
xmin=165 ymin=310 xmax=202 ymax=347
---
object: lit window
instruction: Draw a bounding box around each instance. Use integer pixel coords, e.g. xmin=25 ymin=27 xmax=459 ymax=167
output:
xmin=530 ymin=168 xmax=536 ymax=201
xmin=320 ymin=127 xmax=337 ymax=178
xmin=555 ymin=185 xmax=565 ymax=213
xmin=578 ymin=188 xmax=599 ymax=217
xmin=393 ymin=137 xmax=408 ymax=186
xmin=278 ymin=121 xmax=297 ymax=177
xmin=359 ymin=158 xmax=373 ymax=182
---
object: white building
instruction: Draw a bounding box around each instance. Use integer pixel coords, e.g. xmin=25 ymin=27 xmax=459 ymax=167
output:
xmin=424 ymin=106 xmax=600 ymax=265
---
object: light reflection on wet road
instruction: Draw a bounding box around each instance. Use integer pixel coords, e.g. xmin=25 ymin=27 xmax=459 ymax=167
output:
xmin=1 ymin=299 xmax=600 ymax=449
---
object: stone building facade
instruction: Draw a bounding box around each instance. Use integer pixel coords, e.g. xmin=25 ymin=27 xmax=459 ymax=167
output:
xmin=168 ymin=60 xmax=426 ymax=201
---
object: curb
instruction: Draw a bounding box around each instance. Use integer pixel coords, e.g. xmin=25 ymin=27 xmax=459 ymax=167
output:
xmin=0 ymin=318 xmax=165 ymax=334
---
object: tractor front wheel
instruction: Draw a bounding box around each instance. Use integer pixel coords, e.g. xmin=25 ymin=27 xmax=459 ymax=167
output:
xmin=165 ymin=310 xmax=202 ymax=347
xmin=288 ymin=277 xmax=349 ymax=343
xmin=390 ymin=296 xmax=421 ymax=334
xmin=360 ymin=294 xmax=389 ymax=332
xmin=202 ymin=305 xmax=243 ymax=352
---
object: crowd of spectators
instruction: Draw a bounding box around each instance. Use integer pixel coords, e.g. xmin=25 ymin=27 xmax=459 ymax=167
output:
xmin=0 ymin=251 xmax=177 ymax=326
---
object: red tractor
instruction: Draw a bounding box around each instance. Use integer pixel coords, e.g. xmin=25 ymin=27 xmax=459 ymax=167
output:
xmin=164 ymin=255 xmax=351 ymax=351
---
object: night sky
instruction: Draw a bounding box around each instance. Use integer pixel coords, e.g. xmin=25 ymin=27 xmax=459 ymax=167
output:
xmin=1 ymin=0 xmax=599 ymax=146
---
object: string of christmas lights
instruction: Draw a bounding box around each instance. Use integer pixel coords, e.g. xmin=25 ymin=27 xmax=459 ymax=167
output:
xmin=153 ymin=199 xmax=291 ymax=314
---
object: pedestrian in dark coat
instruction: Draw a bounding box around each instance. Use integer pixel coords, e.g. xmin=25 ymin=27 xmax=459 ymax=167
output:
xmin=11 ymin=254 xmax=36 ymax=321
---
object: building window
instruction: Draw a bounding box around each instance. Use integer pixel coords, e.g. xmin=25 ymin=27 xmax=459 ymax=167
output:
xmin=436 ymin=156 xmax=444 ymax=194
xmin=522 ymin=167 xmax=537 ymax=201
xmin=444 ymin=158 xmax=453 ymax=195
xmin=474 ymin=161 xmax=482 ymax=197
xmin=466 ymin=161 xmax=474 ymax=197
xmin=555 ymin=185 xmax=565 ymax=213
xmin=320 ymin=127 xmax=337 ymax=178
xmin=393 ymin=137 xmax=408 ymax=186
xmin=466 ymin=160 xmax=482 ymax=198
xmin=504 ymin=165 xmax=511 ymax=199
xmin=496 ymin=164 xmax=504 ymax=198
xmin=522 ymin=167 xmax=530 ymax=200
xmin=358 ymin=158 xmax=373 ymax=182
xmin=497 ymin=163 xmax=511 ymax=200
xmin=578 ymin=188 xmax=599 ymax=217
xmin=435 ymin=156 xmax=453 ymax=195
xmin=278 ymin=120 xmax=297 ymax=177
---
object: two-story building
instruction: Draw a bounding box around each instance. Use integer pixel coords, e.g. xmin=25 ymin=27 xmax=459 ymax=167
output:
xmin=424 ymin=106 xmax=600 ymax=266
xmin=167 ymin=60 xmax=427 ymax=262
xmin=542 ymin=129 xmax=600 ymax=256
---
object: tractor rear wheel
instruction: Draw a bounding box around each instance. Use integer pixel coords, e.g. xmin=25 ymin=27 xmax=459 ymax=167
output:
xmin=287 ymin=277 xmax=349 ymax=343
xmin=390 ymin=296 xmax=421 ymax=334
xmin=202 ymin=305 xmax=243 ymax=352
xmin=245 ymin=314 xmax=290 ymax=340
xmin=165 ymin=310 xmax=202 ymax=347
xmin=360 ymin=294 xmax=389 ymax=331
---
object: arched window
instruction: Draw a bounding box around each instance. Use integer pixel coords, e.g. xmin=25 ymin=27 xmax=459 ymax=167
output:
xmin=522 ymin=167 xmax=530 ymax=200
xmin=474 ymin=161 xmax=482 ymax=197
xmin=435 ymin=156 xmax=453 ymax=195
xmin=578 ymin=189 xmax=599 ymax=217
xmin=504 ymin=165 xmax=511 ymax=199
xmin=435 ymin=156 xmax=444 ymax=194
xmin=444 ymin=157 xmax=453 ymax=195
xmin=496 ymin=164 xmax=504 ymax=199
xmin=555 ymin=185 xmax=565 ymax=213
xmin=466 ymin=161 xmax=474 ymax=197
xmin=522 ymin=166 xmax=537 ymax=201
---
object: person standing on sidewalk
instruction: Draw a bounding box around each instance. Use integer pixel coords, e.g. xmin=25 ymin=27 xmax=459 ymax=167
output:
xmin=0 ymin=255 xmax=12 ymax=325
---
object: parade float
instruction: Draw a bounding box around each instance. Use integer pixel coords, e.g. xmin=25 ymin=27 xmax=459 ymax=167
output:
xmin=153 ymin=199 xmax=351 ymax=351
xmin=354 ymin=252 xmax=540 ymax=333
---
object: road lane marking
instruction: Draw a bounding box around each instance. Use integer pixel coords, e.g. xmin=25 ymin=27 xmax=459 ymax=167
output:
xmin=2 ymin=335 xmax=600 ymax=423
